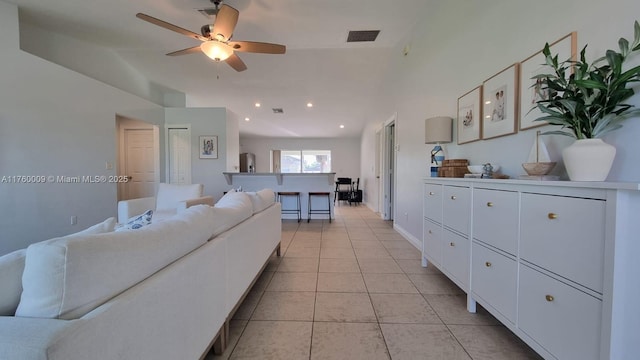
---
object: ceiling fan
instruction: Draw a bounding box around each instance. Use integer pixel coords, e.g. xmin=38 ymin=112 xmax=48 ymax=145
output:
xmin=136 ymin=1 xmax=285 ymax=72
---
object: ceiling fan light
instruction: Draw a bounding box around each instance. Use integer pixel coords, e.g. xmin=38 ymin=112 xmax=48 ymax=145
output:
xmin=200 ymin=41 xmax=234 ymax=61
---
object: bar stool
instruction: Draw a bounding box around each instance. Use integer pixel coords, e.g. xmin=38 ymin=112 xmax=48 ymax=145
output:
xmin=308 ymin=192 xmax=332 ymax=223
xmin=277 ymin=191 xmax=302 ymax=222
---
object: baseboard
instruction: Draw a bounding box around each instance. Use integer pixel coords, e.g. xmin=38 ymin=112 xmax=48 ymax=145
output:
xmin=392 ymin=223 xmax=421 ymax=251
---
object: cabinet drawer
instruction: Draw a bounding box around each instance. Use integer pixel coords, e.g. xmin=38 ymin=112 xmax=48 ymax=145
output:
xmin=443 ymin=186 xmax=470 ymax=235
xmin=473 ymin=189 xmax=518 ymax=255
xmin=520 ymin=193 xmax=605 ymax=293
xmin=443 ymin=230 xmax=469 ymax=290
xmin=471 ymin=242 xmax=517 ymax=323
xmin=518 ymin=265 xmax=601 ymax=360
xmin=423 ymin=219 xmax=442 ymax=267
xmin=424 ymin=183 xmax=443 ymax=223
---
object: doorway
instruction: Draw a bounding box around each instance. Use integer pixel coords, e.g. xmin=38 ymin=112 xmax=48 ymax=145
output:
xmin=166 ymin=125 xmax=192 ymax=184
xmin=116 ymin=117 xmax=160 ymax=201
xmin=381 ymin=114 xmax=396 ymax=221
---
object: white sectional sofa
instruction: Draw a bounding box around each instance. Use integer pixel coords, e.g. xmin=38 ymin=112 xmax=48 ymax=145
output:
xmin=0 ymin=189 xmax=281 ymax=360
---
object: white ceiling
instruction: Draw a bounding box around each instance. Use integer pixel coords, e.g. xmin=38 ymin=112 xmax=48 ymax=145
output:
xmin=10 ymin=0 xmax=430 ymax=138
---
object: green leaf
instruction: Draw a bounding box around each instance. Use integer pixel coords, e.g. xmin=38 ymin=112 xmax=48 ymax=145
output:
xmin=606 ymin=50 xmax=623 ymax=76
xmin=540 ymin=130 xmax=576 ymax=138
xmin=611 ymin=65 xmax=640 ymax=88
xmin=619 ymin=38 xmax=630 ymax=56
xmin=574 ymin=79 xmax=608 ymax=90
xmin=542 ymin=43 xmax=551 ymax=57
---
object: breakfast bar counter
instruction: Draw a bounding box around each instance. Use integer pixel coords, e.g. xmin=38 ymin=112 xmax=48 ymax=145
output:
xmin=222 ymin=172 xmax=336 ymax=220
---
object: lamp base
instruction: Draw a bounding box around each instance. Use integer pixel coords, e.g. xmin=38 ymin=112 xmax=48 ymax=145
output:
xmin=430 ymin=145 xmax=445 ymax=177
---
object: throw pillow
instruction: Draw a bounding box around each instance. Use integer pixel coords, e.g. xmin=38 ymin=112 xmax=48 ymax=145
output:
xmin=116 ymin=210 xmax=153 ymax=231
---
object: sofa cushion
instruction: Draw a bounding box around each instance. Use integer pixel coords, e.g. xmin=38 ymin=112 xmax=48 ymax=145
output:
xmin=155 ymin=183 xmax=203 ymax=211
xmin=246 ymin=189 xmax=275 ymax=214
xmin=4 ymin=217 xmax=117 ymax=316
xmin=0 ymin=249 xmax=27 ymax=316
xmin=16 ymin=205 xmax=216 ymax=320
xmin=211 ymin=191 xmax=253 ymax=237
xmin=78 ymin=217 xmax=116 ymax=234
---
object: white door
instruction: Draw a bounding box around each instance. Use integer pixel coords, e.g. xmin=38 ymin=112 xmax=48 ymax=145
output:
xmin=123 ymin=129 xmax=156 ymax=200
xmin=167 ymin=127 xmax=191 ymax=184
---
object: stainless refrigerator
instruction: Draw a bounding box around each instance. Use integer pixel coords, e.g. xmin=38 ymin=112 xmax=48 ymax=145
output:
xmin=239 ymin=153 xmax=256 ymax=173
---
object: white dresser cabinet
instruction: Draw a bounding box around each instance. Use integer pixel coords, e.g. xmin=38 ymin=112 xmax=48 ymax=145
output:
xmin=423 ymin=182 xmax=471 ymax=292
xmin=471 ymin=242 xmax=517 ymax=323
xmin=422 ymin=183 xmax=443 ymax=268
xmin=520 ymin=193 xmax=606 ymax=293
xmin=423 ymin=178 xmax=640 ymax=360
xmin=518 ymin=264 xmax=602 ymax=360
xmin=442 ymin=185 xmax=470 ymax=235
xmin=472 ymin=188 xmax=518 ymax=255
xmin=442 ymin=229 xmax=469 ymax=289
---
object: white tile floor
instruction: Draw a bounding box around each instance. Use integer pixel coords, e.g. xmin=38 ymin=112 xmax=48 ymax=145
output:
xmin=206 ymin=204 xmax=542 ymax=360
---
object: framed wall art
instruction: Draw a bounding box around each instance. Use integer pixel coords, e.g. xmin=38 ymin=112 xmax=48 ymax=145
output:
xmin=457 ymin=86 xmax=482 ymax=144
xmin=519 ymin=32 xmax=577 ymax=130
xmin=482 ymin=63 xmax=519 ymax=139
xmin=199 ymin=135 xmax=218 ymax=159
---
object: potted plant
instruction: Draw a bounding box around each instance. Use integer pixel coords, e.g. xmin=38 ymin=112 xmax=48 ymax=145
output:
xmin=535 ymin=21 xmax=640 ymax=181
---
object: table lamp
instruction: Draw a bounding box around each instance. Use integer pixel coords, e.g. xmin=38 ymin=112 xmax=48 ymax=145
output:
xmin=425 ymin=116 xmax=453 ymax=177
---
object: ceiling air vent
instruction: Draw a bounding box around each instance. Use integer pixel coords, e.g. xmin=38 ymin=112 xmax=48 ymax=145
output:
xmin=347 ymin=30 xmax=380 ymax=42
xmin=272 ymin=108 xmax=284 ymax=114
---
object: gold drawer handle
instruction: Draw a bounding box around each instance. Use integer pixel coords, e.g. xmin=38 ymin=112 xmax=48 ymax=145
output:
xmin=449 ymin=242 xmax=455 ymax=247
xmin=429 ymin=191 xmax=435 ymax=195
xmin=548 ymin=213 xmax=558 ymax=220
xmin=485 ymin=261 xmax=492 ymax=267
xmin=450 ymin=195 xmax=457 ymax=200
xmin=545 ymin=295 xmax=554 ymax=302
xmin=487 ymin=202 xmax=494 ymax=207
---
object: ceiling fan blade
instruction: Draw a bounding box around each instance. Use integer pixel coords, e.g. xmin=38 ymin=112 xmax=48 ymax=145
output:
xmin=211 ymin=5 xmax=239 ymax=41
xmin=225 ymin=53 xmax=247 ymax=72
xmin=166 ymin=46 xmax=201 ymax=56
xmin=228 ymin=41 xmax=286 ymax=54
xmin=136 ymin=13 xmax=208 ymax=42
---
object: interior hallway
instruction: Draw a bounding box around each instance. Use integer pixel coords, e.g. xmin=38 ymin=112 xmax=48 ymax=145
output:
xmin=207 ymin=203 xmax=541 ymax=360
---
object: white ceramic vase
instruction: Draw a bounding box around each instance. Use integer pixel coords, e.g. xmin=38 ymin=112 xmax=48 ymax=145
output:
xmin=562 ymin=139 xmax=616 ymax=181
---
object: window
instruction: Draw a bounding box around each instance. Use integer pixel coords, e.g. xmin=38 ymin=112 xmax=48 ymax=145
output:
xmin=280 ymin=150 xmax=331 ymax=173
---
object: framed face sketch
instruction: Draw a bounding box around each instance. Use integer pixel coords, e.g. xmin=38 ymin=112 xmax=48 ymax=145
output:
xmin=519 ymin=32 xmax=577 ymax=130
xmin=482 ymin=63 xmax=519 ymax=139
xmin=457 ymin=86 xmax=482 ymax=144
xmin=199 ymin=135 xmax=218 ymax=159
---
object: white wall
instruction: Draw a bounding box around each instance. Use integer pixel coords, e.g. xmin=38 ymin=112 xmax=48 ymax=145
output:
xmin=165 ymin=108 xmax=236 ymax=201
xmin=226 ymin=110 xmax=241 ymax=172
xmin=239 ymin=137 xmax=361 ymax=180
xmin=19 ymin=21 xmax=183 ymax=107
xmin=367 ymin=0 xmax=640 ymax=244
xmin=0 ymin=1 xmax=164 ymax=255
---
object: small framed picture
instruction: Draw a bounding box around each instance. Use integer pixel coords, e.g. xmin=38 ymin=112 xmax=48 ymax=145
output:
xmin=457 ymin=86 xmax=482 ymax=144
xmin=199 ymin=135 xmax=218 ymax=159
xmin=519 ymin=32 xmax=577 ymax=130
xmin=482 ymin=63 xmax=519 ymax=140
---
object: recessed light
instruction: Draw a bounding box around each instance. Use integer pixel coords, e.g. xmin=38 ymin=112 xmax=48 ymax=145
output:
xmin=340 ymin=125 xmax=345 ymax=129
xmin=244 ymin=117 xmax=250 ymax=121
xmin=307 ymin=102 xmax=313 ymax=108
xmin=255 ymin=103 xmax=261 ymax=108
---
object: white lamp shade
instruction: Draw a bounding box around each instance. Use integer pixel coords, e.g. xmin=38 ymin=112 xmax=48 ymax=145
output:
xmin=200 ymin=41 xmax=234 ymax=61
xmin=425 ymin=116 xmax=453 ymax=144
